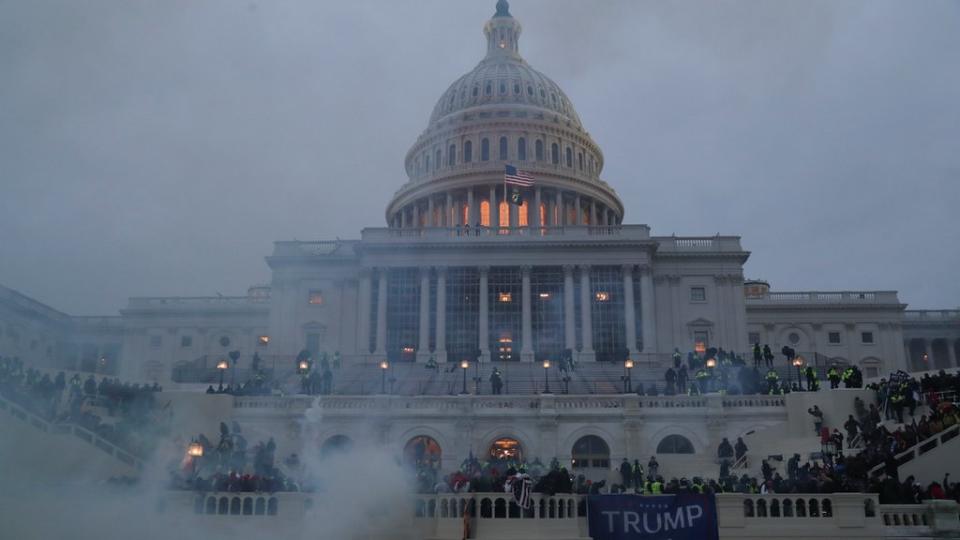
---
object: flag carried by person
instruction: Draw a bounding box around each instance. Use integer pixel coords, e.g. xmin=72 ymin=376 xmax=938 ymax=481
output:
xmin=504 ymin=472 xmax=533 ymax=509
xmin=504 ymin=165 xmax=534 ymax=206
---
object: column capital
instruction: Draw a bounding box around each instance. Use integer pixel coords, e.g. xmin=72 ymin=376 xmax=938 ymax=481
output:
xmin=562 ymin=264 xmax=576 ymax=275
xmin=478 ymin=265 xmax=490 ymax=276
xmin=433 ymin=265 xmax=448 ymax=276
xmin=621 ymin=264 xmax=635 ymax=275
xmin=578 ymin=264 xmax=591 ymax=273
xmin=636 ymin=264 xmax=652 ymax=275
xmin=520 ymin=265 xmax=532 ymax=275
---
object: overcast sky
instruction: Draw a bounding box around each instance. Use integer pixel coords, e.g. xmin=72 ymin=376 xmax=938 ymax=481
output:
xmin=1 ymin=0 xmax=958 ymax=315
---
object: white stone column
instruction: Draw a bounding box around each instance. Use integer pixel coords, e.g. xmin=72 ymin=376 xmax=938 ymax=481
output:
xmin=445 ymin=192 xmax=453 ymax=227
xmin=574 ymin=196 xmax=582 ymax=225
xmin=639 ymin=265 xmax=658 ymax=354
xmin=521 ymin=266 xmax=534 ymax=361
xmin=417 ymin=267 xmax=431 ymax=362
xmin=579 ymin=265 xmax=595 ymax=361
xmin=413 ymin=203 xmax=421 ymax=228
xmin=427 ymin=197 xmax=435 ymax=227
xmin=467 ymin=188 xmax=475 ymax=226
xmin=590 ymin=200 xmax=597 ymax=226
xmin=533 ymin=187 xmax=542 ymax=228
xmin=622 ymin=265 xmax=638 ymax=357
xmin=555 ymin=191 xmax=564 ymax=226
xmin=563 ymin=265 xmax=576 ymax=352
xmin=358 ymin=269 xmax=372 ymax=355
xmin=374 ymin=268 xmax=388 ymax=356
xmin=435 ymin=267 xmax=447 ymax=363
xmin=479 ymin=266 xmax=491 ymax=362
xmin=490 ymin=186 xmax=500 ymax=229
xmin=510 ymin=198 xmax=519 ymax=229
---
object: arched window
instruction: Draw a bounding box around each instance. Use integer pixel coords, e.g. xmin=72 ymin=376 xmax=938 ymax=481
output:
xmin=489 ymin=438 xmax=523 ymax=462
xmin=463 ymin=141 xmax=473 ymax=163
xmin=480 ymin=200 xmax=491 ymax=226
xmin=481 ymin=138 xmax=490 ymax=161
xmin=499 ymin=201 xmax=510 ymax=227
xmin=565 ymin=147 xmax=573 ymax=167
xmin=472 ymin=85 xmax=479 ymax=97
xmin=404 ymin=436 xmax=443 ymax=469
xmin=551 ymin=143 xmax=559 ymax=164
xmin=513 ymin=83 xmax=520 ymax=95
xmin=656 ymin=434 xmax=694 ymax=454
xmin=578 ymin=152 xmax=584 ymax=170
xmin=485 ymin=82 xmax=492 ymax=96
xmin=320 ymin=435 xmax=354 ymax=458
xmin=448 ymin=144 xmax=456 ymax=167
xmin=535 ymin=140 xmax=544 ymax=161
xmin=499 ymin=81 xmax=506 ymax=95
xmin=518 ymin=201 xmax=528 ymax=227
xmin=527 ymin=85 xmax=534 ymax=96
xmin=571 ymin=435 xmax=610 ymax=469
xmin=518 ymin=138 xmax=527 ymax=161
xmin=499 ymin=137 xmax=508 ymax=160
xmin=435 ymin=149 xmax=441 ymax=170
xmin=539 ymin=203 xmax=546 ymax=227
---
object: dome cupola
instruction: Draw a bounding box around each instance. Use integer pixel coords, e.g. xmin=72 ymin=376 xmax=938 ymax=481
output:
xmin=386 ymin=1 xmax=623 ymax=230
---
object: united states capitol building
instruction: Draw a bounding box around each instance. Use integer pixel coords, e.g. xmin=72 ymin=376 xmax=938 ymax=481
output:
xmin=2 ymin=2 xmax=960 ymax=538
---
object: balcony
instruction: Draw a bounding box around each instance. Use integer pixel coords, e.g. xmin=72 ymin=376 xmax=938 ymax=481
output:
xmin=746 ymin=291 xmax=902 ymax=305
xmin=360 ymin=225 xmax=651 ymax=245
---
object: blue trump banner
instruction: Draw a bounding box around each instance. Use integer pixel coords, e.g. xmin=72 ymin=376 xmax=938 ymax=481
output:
xmin=587 ymin=494 xmax=719 ymax=540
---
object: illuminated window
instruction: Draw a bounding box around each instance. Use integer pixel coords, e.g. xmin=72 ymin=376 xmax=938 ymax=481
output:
xmin=258 ymin=335 xmax=270 ymax=346
xmin=489 ymin=438 xmax=523 ymax=462
xmin=498 ymin=292 xmax=512 ymax=303
xmin=308 ymin=290 xmax=324 ymax=305
xmin=518 ymin=201 xmax=528 ymax=227
xmin=538 ymin=292 xmax=551 ymax=299
xmin=539 ymin=203 xmax=546 ymax=226
xmin=462 ymin=204 xmax=469 ymax=225
xmin=499 ymin=201 xmax=509 ymax=227
xmin=480 ymin=200 xmax=490 ymax=226
xmin=594 ymin=291 xmax=610 ymax=302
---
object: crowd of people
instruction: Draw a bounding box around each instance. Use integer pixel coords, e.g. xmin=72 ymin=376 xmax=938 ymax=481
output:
xmin=171 ymin=421 xmax=307 ymax=493
xmin=0 ymin=356 xmax=168 ymax=456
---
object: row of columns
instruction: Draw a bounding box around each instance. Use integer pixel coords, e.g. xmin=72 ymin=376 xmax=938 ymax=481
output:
xmin=392 ymin=186 xmax=618 ymax=229
xmin=357 ymin=265 xmax=657 ymax=362
xmin=906 ymin=338 xmax=960 ymax=368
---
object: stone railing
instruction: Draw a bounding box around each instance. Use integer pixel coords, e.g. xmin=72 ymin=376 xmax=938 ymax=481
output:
xmin=868 ymin=423 xmax=960 ymax=478
xmin=126 ymin=296 xmax=266 ymax=309
xmin=654 ymin=235 xmax=745 ymax=253
xmin=747 ymin=291 xmax=901 ymax=305
xmin=904 ymin=310 xmax=960 ymax=321
xmin=0 ymin=393 xmax=144 ymax=470
xmin=361 ymin=224 xmax=652 ymax=243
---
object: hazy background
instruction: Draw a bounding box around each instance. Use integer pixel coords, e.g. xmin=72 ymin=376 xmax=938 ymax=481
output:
xmin=1 ymin=0 xmax=958 ymax=314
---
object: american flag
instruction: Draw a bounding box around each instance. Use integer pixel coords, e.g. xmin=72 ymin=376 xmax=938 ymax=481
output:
xmin=504 ymin=165 xmax=534 ymax=187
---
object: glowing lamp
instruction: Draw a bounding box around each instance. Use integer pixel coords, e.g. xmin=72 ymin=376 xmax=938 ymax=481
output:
xmin=594 ymin=291 xmax=610 ymax=302
xmin=298 ymin=360 xmax=310 ymax=372
xmin=793 ymin=356 xmax=805 ymax=368
xmin=187 ymin=442 xmax=204 ymax=458
xmin=498 ymin=292 xmax=512 ymax=303
xmin=624 ymin=359 xmax=634 ymax=369
xmin=706 ymin=358 xmax=717 ymax=369
xmin=460 ymin=360 xmax=469 ymax=370
xmin=258 ymin=335 xmax=270 ymax=345
xmin=402 ymin=346 xmax=415 ymax=354
xmin=542 ymin=360 xmax=551 ymax=369
xmin=216 ymin=360 xmax=229 ymax=371
xmin=538 ymin=292 xmax=551 ymax=299
xmin=380 ymin=360 xmax=390 ymax=370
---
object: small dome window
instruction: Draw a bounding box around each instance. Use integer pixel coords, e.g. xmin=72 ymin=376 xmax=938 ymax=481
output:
xmin=551 ymin=143 xmax=559 ymax=165
xmin=481 ymin=138 xmax=490 ymax=161
xmin=527 ymin=85 xmax=534 ymax=96
xmin=464 ymin=140 xmax=473 ymax=163
xmin=472 ymin=86 xmax=479 ymax=97
xmin=517 ymin=138 xmax=527 ymax=161
xmin=513 ymin=83 xmax=521 ymax=95
xmin=485 ymin=82 xmax=492 ymax=96
xmin=499 ymin=82 xmax=506 ymax=95
xmin=551 ymin=93 xmax=558 ymax=105
xmin=565 ymin=147 xmax=573 ymax=168
xmin=539 ymin=87 xmax=546 ymax=99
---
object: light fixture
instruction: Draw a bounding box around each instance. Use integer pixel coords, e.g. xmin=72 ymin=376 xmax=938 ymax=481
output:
xmin=460 ymin=360 xmax=469 ymax=370
xmin=216 ymin=360 xmax=229 ymax=371
xmin=542 ymin=359 xmax=551 ymax=369
xmin=402 ymin=346 xmax=415 ymax=354
xmin=187 ymin=442 xmax=204 ymax=458
xmin=538 ymin=292 xmax=551 ymax=299
xmin=694 ymin=341 xmax=707 ymax=355
xmin=498 ymin=292 xmax=512 ymax=303
xmin=793 ymin=356 xmax=805 ymax=368
xmin=706 ymin=358 xmax=717 ymax=369
xmin=380 ymin=360 xmax=390 ymax=370
xmin=298 ymin=360 xmax=310 ymax=372
xmin=258 ymin=335 xmax=270 ymax=345
xmin=594 ymin=291 xmax=610 ymax=302
xmin=624 ymin=359 xmax=634 ymax=370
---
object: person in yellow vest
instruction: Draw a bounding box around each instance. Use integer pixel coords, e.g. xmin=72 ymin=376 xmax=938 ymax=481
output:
xmin=765 ymin=369 xmax=780 ymax=395
xmin=804 ymin=365 xmax=819 ymax=392
xmin=827 ymin=365 xmax=841 ymax=389
xmin=650 ymin=477 xmax=663 ymax=494
xmin=695 ymin=368 xmax=710 ymax=395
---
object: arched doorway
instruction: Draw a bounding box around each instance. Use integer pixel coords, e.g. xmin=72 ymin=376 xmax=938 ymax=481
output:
xmin=656 ymin=434 xmax=695 ymax=454
xmin=488 ymin=438 xmax=523 ymax=463
xmin=571 ymin=435 xmax=610 ymax=470
xmin=320 ymin=435 xmax=353 ymax=459
xmin=403 ymin=436 xmax=442 ymax=469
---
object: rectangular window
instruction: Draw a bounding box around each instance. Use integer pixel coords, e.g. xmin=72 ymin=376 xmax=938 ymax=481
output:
xmin=308 ymin=290 xmax=324 ymax=305
xmin=748 ymin=332 xmax=760 ymax=345
xmin=386 ymin=268 xmax=420 ymax=362
xmin=446 ymin=267 xmax=479 ymax=363
xmin=861 ymin=332 xmax=874 ymax=344
xmin=150 ymin=335 xmax=162 ymax=348
xmin=828 ymin=332 xmax=841 ymax=344
xmin=532 ymin=267 xmax=564 ymax=362
xmin=693 ymin=331 xmax=709 ymax=348
xmin=690 ymin=287 xmax=706 ymax=302
xmin=180 ymin=336 xmax=192 ymax=348
xmin=590 ymin=266 xmax=626 ymax=362
xmin=489 ymin=267 xmax=523 ymax=361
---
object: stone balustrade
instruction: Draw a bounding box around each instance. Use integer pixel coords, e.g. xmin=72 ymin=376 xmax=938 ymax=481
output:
xmin=360 ymin=224 xmax=652 ymax=243
xmin=746 ymin=290 xmax=901 ymax=305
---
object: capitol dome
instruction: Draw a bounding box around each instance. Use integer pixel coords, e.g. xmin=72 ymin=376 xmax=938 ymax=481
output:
xmin=386 ymin=0 xmax=623 ymax=230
